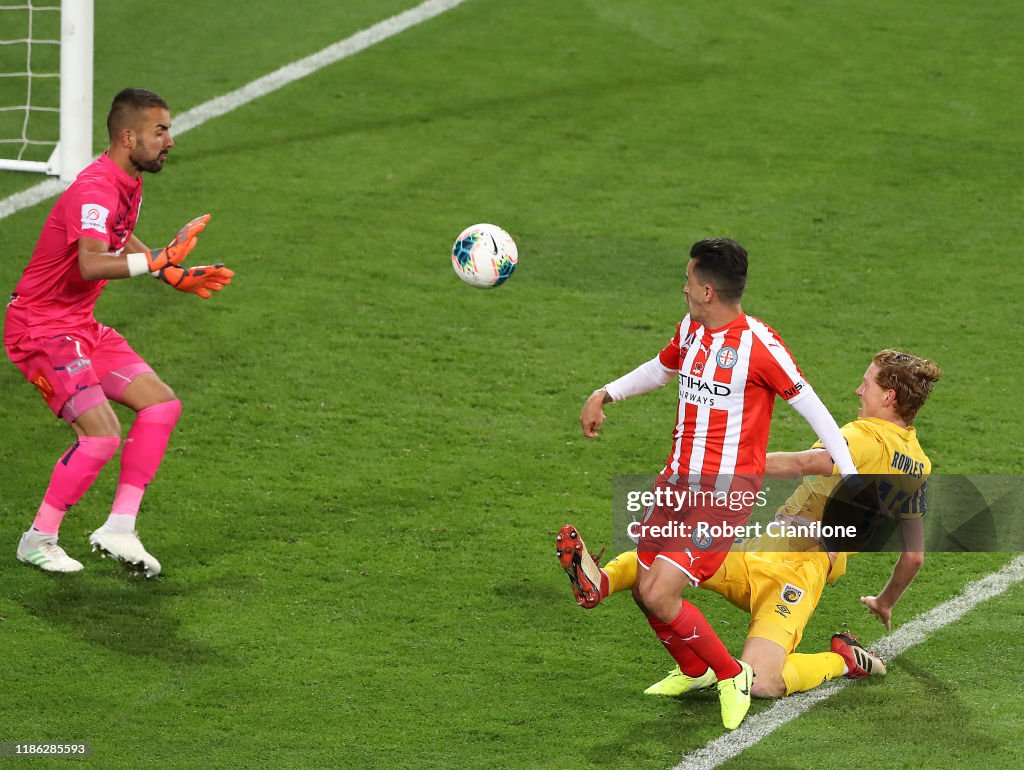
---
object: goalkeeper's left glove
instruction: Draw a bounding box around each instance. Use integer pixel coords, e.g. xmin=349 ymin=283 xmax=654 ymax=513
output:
xmin=156 ymin=263 xmax=234 ymax=299
xmin=126 ymin=213 xmax=211 ymax=276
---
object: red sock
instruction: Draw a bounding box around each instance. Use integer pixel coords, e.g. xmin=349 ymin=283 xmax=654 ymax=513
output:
xmin=647 ymin=616 xmax=710 ymax=677
xmin=667 ymin=600 xmax=741 ymax=680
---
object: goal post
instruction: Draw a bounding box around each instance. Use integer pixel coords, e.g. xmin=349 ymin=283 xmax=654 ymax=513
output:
xmin=55 ymin=0 xmax=92 ymax=181
xmin=0 ymin=0 xmax=93 ymax=182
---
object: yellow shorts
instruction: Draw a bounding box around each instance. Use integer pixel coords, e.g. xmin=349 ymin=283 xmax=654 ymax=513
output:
xmin=700 ymin=549 xmax=831 ymax=653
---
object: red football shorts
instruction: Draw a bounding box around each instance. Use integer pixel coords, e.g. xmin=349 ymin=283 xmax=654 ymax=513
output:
xmin=635 ymin=474 xmax=760 ymax=586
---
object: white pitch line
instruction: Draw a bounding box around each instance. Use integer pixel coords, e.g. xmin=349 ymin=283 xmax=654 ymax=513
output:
xmin=673 ymin=554 xmax=1024 ymax=770
xmin=171 ymin=0 xmax=468 ymax=135
xmin=0 ymin=177 xmax=64 ymax=221
xmin=0 ymin=0 xmax=468 ymax=222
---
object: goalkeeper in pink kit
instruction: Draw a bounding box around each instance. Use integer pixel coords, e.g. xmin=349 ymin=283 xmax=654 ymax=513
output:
xmin=4 ymin=88 xmax=234 ymax=577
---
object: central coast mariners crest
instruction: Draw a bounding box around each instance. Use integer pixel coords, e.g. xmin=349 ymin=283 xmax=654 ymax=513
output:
xmin=781 ymin=583 xmax=805 ymax=604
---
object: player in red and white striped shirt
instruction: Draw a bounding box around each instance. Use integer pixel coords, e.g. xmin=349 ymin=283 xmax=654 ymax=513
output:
xmin=574 ymin=238 xmax=857 ymax=729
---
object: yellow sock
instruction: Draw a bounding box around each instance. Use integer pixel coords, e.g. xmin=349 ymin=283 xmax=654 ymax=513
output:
xmin=781 ymin=652 xmax=846 ymax=695
xmin=602 ymin=549 xmax=638 ymax=595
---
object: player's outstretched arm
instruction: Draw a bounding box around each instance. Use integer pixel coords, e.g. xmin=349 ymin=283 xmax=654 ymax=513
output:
xmin=860 ymin=518 xmax=924 ymax=631
xmin=156 ymin=263 xmax=234 ymax=299
xmin=765 ymin=448 xmax=834 ymax=478
xmin=788 ymin=390 xmax=858 ymax=478
xmin=77 ymin=215 xmax=210 ymax=281
xmin=582 ymin=356 xmax=675 ymax=437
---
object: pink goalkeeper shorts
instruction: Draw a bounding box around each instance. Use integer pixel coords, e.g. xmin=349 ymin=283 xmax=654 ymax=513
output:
xmin=5 ymin=320 xmax=153 ymax=423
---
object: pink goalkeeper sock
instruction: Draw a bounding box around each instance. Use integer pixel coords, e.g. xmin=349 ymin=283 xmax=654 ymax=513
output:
xmin=113 ymin=399 xmax=181 ymax=516
xmin=32 ymin=435 xmax=121 ymax=534
xmin=110 ymin=485 xmax=145 ymax=517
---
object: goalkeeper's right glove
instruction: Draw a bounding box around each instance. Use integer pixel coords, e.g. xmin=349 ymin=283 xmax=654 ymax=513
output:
xmin=126 ymin=213 xmax=211 ymax=276
xmin=156 ymin=263 xmax=234 ymax=299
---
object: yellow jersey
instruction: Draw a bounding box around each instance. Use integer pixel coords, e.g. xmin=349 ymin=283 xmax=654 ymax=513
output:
xmin=743 ymin=417 xmax=930 ymax=582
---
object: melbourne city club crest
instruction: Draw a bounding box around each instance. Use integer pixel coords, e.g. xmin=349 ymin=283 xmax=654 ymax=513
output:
xmin=691 ymin=529 xmax=714 ymax=551
xmin=716 ymin=346 xmax=738 ymax=369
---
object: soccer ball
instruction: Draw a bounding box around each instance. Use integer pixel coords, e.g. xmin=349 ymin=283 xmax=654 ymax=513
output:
xmin=451 ymin=223 xmax=518 ymax=288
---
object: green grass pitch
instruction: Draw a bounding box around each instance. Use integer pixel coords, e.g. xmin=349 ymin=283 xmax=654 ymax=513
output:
xmin=1 ymin=1 xmax=1022 ymax=767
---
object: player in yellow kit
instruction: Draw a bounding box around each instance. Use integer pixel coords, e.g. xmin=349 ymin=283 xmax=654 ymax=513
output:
xmin=557 ymin=349 xmax=941 ymax=698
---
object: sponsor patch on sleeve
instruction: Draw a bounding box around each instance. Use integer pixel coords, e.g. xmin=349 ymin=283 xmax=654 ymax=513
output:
xmin=81 ymin=203 xmax=110 ymax=234
xmin=781 ymin=380 xmax=806 ymax=400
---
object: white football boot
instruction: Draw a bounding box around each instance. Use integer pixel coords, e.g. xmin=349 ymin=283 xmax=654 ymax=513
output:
xmin=89 ymin=527 xmax=162 ymax=578
xmin=16 ymin=530 xmax=84 ymax=573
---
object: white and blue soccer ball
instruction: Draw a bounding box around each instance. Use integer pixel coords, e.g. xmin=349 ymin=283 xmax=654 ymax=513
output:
xmin=451 ymin=223 xmax=518 ymax=288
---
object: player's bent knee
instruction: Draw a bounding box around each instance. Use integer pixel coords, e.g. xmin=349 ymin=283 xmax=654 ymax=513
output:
xmin=75 ymin=434 xmax=121 ymax=463
xmin=634 ymin=579 xmax=676 ymax=620
xmin=119 ymin=371 xmax=177 ymax=411
xmin=144 ymin=397 xmax=182 ymax=426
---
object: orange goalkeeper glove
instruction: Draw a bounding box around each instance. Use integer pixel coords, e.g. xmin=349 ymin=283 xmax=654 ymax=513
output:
xmin=126 ymin=214 xmax=211 ymax=276
xmin=156 ymin=263 xmax=234 ymax=299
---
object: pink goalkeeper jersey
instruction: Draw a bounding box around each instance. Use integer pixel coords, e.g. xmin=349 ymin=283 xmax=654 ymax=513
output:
xmin=658 ymin=313 xmax=811 ymax=478
xmin=7 ymin=153 xmax=142 ymax=333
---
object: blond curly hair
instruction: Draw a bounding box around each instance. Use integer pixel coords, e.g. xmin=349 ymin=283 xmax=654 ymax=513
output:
xmin=872 ymin=349 xmax=942 ymax=424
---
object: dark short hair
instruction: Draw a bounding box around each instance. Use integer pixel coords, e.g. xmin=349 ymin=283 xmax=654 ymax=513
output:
xmin=106 ymin=88 xmax=168 ymax=140
xmin=690 ymin=238 xmax=748 ymax=301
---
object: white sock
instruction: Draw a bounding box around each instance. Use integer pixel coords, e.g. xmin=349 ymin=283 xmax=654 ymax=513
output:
xmin=102 ymin=513 xmax=137 ymax=533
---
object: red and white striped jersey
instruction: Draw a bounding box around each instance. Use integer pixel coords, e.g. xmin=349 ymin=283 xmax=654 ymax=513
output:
xmin=657 ymin=313 xmax=811 ymax=478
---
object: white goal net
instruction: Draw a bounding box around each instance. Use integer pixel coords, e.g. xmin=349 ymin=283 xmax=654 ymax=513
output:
xmin=0 ymin=0 xmax=92 ymax=182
